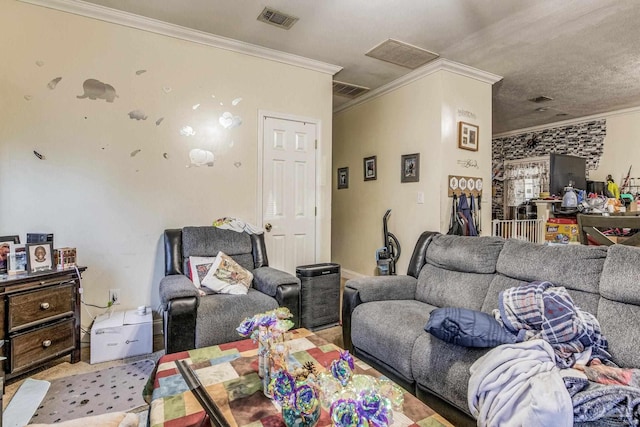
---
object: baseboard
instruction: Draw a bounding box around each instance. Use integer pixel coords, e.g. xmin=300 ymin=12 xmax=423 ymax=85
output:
xmin=341 ymin=268 xmax=366 ymax=280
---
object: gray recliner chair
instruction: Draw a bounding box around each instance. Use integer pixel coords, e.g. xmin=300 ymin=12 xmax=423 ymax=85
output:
xmin=159 ymin=226 xmax=301 ymax=354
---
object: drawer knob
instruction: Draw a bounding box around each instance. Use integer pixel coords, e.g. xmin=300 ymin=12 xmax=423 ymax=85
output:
xmin=42 ymin=339 xmax=52 ymax=348
xmin=40 ymin=302 xmax=50 ymax=310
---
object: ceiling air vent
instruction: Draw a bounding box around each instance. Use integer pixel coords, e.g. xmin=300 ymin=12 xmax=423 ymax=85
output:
xmin=333 ymin=81 xmax=370 ymax=99
xmin=528 ymin=95 xmax=554 ymax=103
xmin=257 ymin=7 xmax=298 ymax=30
xmin=366 ymin=39 xmax=439 ymax=69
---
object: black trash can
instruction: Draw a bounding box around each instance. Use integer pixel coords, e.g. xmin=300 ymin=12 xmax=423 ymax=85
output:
xmin=295 ymin=263 xmax=341 ymax=331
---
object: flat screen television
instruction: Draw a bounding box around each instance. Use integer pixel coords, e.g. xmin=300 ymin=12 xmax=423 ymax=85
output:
xmin=549 ymin=153 xmax=587 ymax=196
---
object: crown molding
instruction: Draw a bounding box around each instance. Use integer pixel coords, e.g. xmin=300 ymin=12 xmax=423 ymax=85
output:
xmin=493 ymin=104 xmax=640 ymax=139
xmin=18 ymin=0 xmax=343 ymax=76
xmin=334 ymin=58 xmax=502 ymax=114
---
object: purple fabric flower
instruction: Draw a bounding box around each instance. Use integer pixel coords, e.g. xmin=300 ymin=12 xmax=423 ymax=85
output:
xmin=340 ymin=350 xmax=355 ymax=370
xmin=292 ymin=383 xmax=319 ymax=415
xmin=330 ymin=398 xmax=364 ymax=427
xmin=257 ymin=314 xmax=277 ymax=328
xmin=268 ymin=370 xmax=296 ymax=405
xmin=236 ymin=317 xmax=257 ymax=337
xmin=331 ymin=359 xmax=353 ymax=386
xmin=358 ymin=391 xmax=392 ymax=427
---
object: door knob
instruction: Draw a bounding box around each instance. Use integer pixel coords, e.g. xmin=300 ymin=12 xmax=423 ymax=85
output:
xmin=265 ymin=223 xmax=272 ymax=232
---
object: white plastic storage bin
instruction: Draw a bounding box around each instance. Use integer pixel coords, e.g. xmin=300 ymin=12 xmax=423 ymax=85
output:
xmin=90 ymin=308 xmax=152 ymax=364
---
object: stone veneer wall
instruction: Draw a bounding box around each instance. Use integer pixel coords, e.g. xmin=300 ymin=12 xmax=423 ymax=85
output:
xmin=492 ymin=119 xmax=607 ymax=219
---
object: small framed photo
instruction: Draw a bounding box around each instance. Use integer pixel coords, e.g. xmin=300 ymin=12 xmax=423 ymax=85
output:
xmin=0 ymin=239 xmax=17 ymax=274
xmin=401 ymin=153 xmax=420 ymax=183
xmin=458 ymin=121 xmax=479 ymax=151
xmin=0 ymin=235 xmax=20 ymax=244
xmin=9 ymin=246 xmax=27 ymax=273
xmin=337 ymin=167 xmax=349 ymax=189
xmin=363 ymin=156 xmax=377 ymax=181
xmin=26 ymin=242 xmax=54 ymax=273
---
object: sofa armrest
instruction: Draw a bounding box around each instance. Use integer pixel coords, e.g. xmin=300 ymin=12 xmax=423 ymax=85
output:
xmin=159 ymin=274 xmax=199 ymax=354
xmin=253 ymin=267 xmax=301 ymax=328
xmin=345 ymin=275 xmax=417 ymax=302
xmin=159 ymin=274 xmax=199 ymax=304
xmin=342 ymin=275 xmax=417 ymax=353
xmin=253 ymin=267 xmax=300 ymax=296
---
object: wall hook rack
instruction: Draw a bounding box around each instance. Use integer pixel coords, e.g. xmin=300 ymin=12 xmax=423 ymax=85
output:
xmin=448 ymin=175 xmax=483 ymax=197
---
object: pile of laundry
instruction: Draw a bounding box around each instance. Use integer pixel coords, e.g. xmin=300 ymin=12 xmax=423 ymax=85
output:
xmin=468 ymin=281 xmax=640 ymax=426
xmin=212 ymin=217 xmax=263 ymax=234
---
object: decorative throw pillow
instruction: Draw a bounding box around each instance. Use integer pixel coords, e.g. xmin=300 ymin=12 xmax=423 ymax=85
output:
xmin=425 ymin=307 xmax=517 ymax=348
xmin=188 ymin=256 xmax=217 ymax=288
xmin=201 ymin=251 xmax=253 ymax=295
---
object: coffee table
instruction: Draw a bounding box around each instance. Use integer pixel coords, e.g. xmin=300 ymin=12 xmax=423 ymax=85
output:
xmin=144 ymin=328 xmax=452 ymax=427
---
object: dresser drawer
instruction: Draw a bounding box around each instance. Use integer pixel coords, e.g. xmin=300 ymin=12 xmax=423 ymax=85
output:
xmin=10 ymin=318 xmax=75 ymax=373
xmin=8 ymin=284 xmax=75 ymax=332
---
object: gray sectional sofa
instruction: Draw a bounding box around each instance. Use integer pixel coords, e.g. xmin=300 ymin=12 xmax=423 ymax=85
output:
xmin=342 ymin=232 xmax=640 ymax=426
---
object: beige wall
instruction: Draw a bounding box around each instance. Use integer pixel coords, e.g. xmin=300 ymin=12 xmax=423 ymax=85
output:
xmin=592 ymin=109 xmax=640 ymax=184
xmin=332 ymin=67 xmax=493 ymax=276
xmin=0 ymin=1 xmax=334 ymax=331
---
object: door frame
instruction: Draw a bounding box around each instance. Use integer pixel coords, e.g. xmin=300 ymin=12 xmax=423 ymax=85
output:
xmin=257 ymin=110 xmax=322 ymax=265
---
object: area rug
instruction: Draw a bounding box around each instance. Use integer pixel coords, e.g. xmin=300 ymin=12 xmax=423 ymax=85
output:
xmin=29 ymin=359 xmax=155 ymax=424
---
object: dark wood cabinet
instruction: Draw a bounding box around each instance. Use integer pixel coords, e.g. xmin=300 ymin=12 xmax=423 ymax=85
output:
xmin=0 ymin=267 xmax=84 ymax=380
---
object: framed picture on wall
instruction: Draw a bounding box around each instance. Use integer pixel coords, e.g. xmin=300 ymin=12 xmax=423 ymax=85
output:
xmin=26 ymin=242 xmax=54 ymax=273
xmin=458 ymin=122 xmax=479 ymax=151
xmin=337 ymin=167 xmax=349 ymax=189
xmin=364 ymin=156 xmax=377 ymax=181
xmin=401 ymin=153 xmax=420 ymax=183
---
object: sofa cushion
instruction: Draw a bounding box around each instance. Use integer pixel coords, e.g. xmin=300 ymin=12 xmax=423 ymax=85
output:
xmin=411 ymin=332 xmax=489 ymax=415
xmin=496 ymin=239 xmax=607 ymax=293
xmin=425 ymin=234 xmax=504 ymax=274
xmin=600 ymin=244 xmax=640 ymax=305
xmin=415 ymin=264 xmax=494 ymax=311
xmin=351 ymin=300 xmax=435 ymax=384
xmin=202 ymin=252 xmax=253 ymax=294
xmin=598 ymin=298 xmax=640 ymax=369
xmin=425 ymin=307 xmax=516 ymax=348
xmin=182 ymin=227 xmax=255 ymax=273
xmin=188 ymin=256 xmax=217 ymax=288
xmin=195 ymin=288 xmax=278 ymax=347
xmin=596 ymin=245 xmax=640 ymax=369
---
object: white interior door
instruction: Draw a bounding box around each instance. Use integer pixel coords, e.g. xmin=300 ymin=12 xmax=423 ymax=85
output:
xmin=261 ymin=116 xmax=317 ymax=274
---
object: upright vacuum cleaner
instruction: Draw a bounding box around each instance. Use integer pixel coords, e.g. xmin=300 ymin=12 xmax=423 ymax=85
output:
xmin=376 ymin=209 xmax=401 ymax=275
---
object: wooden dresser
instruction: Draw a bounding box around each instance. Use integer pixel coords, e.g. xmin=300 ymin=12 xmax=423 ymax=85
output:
xmin=0 ymin=266 xmax=84 ymax=381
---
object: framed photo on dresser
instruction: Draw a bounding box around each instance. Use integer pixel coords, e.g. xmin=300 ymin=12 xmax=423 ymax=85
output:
xmin=26 ymin=242 xmax=54 ymax=273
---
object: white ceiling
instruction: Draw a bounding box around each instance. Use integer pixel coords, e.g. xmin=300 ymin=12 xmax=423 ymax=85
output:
xmin=74 ymin=0 xmax=640 ymax=134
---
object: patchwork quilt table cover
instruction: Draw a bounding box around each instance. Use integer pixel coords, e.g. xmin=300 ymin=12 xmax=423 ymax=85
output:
xmin=144 ymin=328 xmax=452 ymax=427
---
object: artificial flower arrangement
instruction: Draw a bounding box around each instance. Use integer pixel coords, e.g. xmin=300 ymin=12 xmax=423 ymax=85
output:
xmin=237 ymin=307 xmax=294 ymax=384
xmin=269 ymin=350 xmax=404 ymax=427
xmin=236 ymin=307 xmax=295 ymax=342
xmin=237 ymin=310 xmax=403 ymax=427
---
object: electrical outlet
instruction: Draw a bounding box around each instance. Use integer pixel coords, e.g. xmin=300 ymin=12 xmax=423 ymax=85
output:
xmin=109 ymin=288 xmax=121 ymax=305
